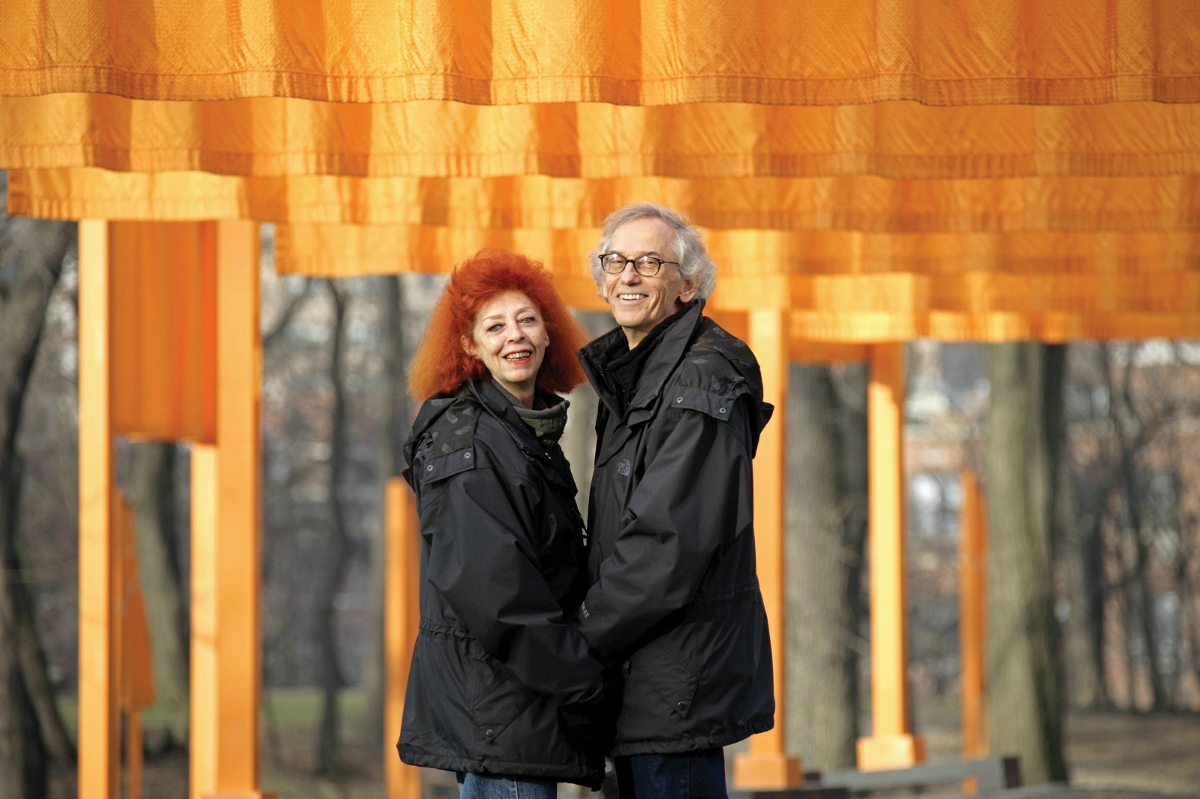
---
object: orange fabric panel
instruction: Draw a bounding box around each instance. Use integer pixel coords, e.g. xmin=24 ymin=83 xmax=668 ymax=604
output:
xmin=2 ymin=0 xmax=1197 ymax=104
xmin=116 ymin=496 xmax=157 ymax=711
xmin=716 ymin=272 xmax=1200 ymax=315
xmin=275 ymin=222 xmax=609 ymax=309
xmin=270 ymin=224 xmax=1200 ymax=337
xmin=110 ymin=221 xmax=218 ymax=443
xmin=11 ymin=168 xmax=1200 ymax=231
xmin=788 ymin=311 xmax=1200 ymax=343
xmin=2 ymin=95 xmax=1199 ymax=180
xmin=695 ymin=230 xmax=1200 ymax=277
xmin=273 ymin=224 xmax=1200 ymax=280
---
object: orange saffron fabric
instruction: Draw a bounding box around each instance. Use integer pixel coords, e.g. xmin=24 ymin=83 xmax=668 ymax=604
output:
xmin=2 ymin=0 xmax=1198 ymax=104
xmin=10 ymin=168 xmax=1200 ymax=232
xmin=1 ymin=95 xmax=1198 ymax=179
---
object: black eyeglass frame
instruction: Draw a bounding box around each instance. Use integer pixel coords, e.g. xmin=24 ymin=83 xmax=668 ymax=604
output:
xmin=597 ymin=252 xmax=680 ymax=277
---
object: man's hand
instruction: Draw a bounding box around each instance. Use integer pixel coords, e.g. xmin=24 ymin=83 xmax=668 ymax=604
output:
xmin=558 ymin=677 xmax=619 ymax=753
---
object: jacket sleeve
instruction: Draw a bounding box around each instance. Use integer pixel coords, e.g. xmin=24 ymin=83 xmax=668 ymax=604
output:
xmin=419 ymin=463 xmax=604 ymax=701
xmin=578 ymin=401 xmax=757 ymax=656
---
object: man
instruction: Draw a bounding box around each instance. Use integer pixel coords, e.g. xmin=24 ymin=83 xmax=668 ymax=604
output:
xmin=575 ymin=203 xmax=775 ymax=797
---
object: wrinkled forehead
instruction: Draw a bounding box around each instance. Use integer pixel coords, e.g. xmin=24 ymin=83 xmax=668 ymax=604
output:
xmin=473 ymin=290 xmax=538 ymax=323
xmin=608 ymin=216 xmax=679 ymax=258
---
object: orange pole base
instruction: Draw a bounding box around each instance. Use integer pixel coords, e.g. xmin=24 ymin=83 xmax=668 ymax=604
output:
xmin=856 ymin=734 xmax=927 ymax=771
xmin=732 ymin=751 xmax=804 ymax=791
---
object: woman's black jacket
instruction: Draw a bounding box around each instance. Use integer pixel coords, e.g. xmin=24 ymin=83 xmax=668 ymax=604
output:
xmin=397 ymin=380 xmax=605 ymax=787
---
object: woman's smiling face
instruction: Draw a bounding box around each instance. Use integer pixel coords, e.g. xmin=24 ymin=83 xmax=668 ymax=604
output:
xmin=462 ymin=291 xmax=549 ymax=404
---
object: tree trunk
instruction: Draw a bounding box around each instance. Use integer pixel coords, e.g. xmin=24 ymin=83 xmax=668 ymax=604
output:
xmin=784 ymin=363 xmax=858 ymax=770
xmin=0 ymin=217 xmax=75 ymax=798
xmin=316 ymin=281 xmax=351 ymax=774
xmin=1060 ymin=470 xmax=1104 ymax=709
xmin=1117 ymin=457 xmax=1169 ymax=710
xmin=362 ymin=275 xmax=403 ymax=754
xmin=984 ymin=342 xmax=1068 ymax=785
xmin=834 ymin=363 xmax=869 ymax=733
xmin=126 ymin=441 xmax=190 ymax=745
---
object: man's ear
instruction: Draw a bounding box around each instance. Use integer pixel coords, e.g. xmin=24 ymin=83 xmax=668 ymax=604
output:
xmin=461 ymin=335 xmax=477 ymax=358
xmin=679 ymin=279 xmax=699 ymax=305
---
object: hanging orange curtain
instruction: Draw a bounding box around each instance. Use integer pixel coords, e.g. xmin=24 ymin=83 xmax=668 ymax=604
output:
xmin=2 ymin=95 xmax=1199 ymax=179
xmin=267 ymin=223 xmax=1200 ymax=341
xmin=109 ymin=222 xmax=218 ymax=442
xmin=3 ymin=0 xmax=1198 ymax=104
xmin=10 ymin=168 xmax=1200 ymax=231
xmin=273 ymin=225 xmax=1200 ymax=279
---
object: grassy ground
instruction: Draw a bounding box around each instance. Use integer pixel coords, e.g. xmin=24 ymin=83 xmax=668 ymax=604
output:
xmin=48 ymin=690 xmax=1200 ymax=798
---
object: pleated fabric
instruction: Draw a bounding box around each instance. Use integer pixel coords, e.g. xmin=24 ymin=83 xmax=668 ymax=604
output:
xmin=273 ymin=224 xmax=1200 ymax=278
xmin=2 ymin=0 xmax=1199 ymax=341
xmin=10 ymin=168 xmax=1200 ymax=232
xmin=2 ymin=95 xmax=1199 ymax=179
xmin=271 ymin=222 xmax=1200 ymax=341
xmin=3 ymin=0 xmax=1198 ymax=104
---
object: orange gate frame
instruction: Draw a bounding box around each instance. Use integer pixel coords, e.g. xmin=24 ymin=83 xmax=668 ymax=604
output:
xmin=77 ymin=222 xmax=1199 ymax=798
xmin=77 ymin=219 xmax=275 ymax=799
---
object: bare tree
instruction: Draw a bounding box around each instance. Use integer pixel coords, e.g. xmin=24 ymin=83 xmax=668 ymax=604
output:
xmin=362 ymin=275 xmax=405 ymax=753
xmin=985 ymin=342 xmax=1067 ymax=785
xmin=1061 ymin=341 xmax=1200 ymax=711
xmin=316 ymin=280 xmax=352 ymax=774
xmin=0 ymin=216 xmax=77 ymax=799
xmin=784 ymin=362 xmax=868 ymax=770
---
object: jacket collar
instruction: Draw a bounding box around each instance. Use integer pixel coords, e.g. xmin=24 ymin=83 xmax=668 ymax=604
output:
xmin=466 ymin=379 xmax=577 ymax=491
xmin=580 ymin=299 xmax=706 ymax=424
xmin=403 ymin=378 xmax=544 ymax=470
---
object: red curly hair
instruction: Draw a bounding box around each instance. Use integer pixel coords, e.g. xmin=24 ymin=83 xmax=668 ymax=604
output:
xmin=408 ymin=250 xmax=588 ymax=400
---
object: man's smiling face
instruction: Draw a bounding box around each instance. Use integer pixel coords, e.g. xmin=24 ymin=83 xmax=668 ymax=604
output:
xmin=602 ymin=217 xmax=698 ymax=348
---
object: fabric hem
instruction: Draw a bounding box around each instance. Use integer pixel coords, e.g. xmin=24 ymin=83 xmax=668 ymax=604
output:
xmin=608 ymin=714 xmax=775 ymax=758
xmin=397 ymin=745 xmax=603 ymax=788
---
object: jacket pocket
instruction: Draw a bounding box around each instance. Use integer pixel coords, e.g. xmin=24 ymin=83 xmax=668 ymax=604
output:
xmin=470 ymin=642 xmax=540 ymax=747
xmin=399 ymin=629 xmax=474 ymax=751
xmin=627 ymin=632 xmax=700 ymax=720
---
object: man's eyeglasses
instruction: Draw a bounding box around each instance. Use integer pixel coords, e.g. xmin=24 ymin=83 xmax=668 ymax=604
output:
xmin=598 ymin=253 xmax=679 ymax=277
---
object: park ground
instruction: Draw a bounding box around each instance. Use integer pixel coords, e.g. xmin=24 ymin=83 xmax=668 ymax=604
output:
xmin=48 ymin=690 xmax=1200 ymax=798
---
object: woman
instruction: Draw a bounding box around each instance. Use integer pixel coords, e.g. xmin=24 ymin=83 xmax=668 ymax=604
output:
xmin=399 ymin=250 xmax=609 ymax=797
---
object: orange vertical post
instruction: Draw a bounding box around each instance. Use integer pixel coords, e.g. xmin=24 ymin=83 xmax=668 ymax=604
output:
xmin=126 ymin=711 xmax=144 ymax=799
xmin=960 ymin=469 xmax=989 ymax=794
xmin=857 ymin=343 xmax=926 ymax=771
xmin=190 ymin=220 xmax=275 ymax=799
xmin=78 ymin=218 xmax=119 ymax=799
xmin=191 ymin=444 xmax=218 ymax=799
xmin=113 ymin=494 xmax=132 ymax=799
xmin=385 ymin=478 xmax=423 ymax=798
xmin=733 ymin=310 xmax=803 ymax=790
xmin=117 ymin=489 xmax=156 ymax=799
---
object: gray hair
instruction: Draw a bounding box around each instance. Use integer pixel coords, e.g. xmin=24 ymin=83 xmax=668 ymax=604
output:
xmin=589 ymin=202 xmax=717 ymax=299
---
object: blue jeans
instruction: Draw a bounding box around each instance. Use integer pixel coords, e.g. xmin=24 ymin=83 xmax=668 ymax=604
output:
xmin=613 ymin=749 xmax=728 ymax=799
xmin=456 ymin=771 xmax=558 ymax=799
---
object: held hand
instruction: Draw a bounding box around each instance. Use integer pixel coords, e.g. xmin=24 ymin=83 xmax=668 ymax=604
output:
xmin=558 ymin=678 xmax=619 ymax=753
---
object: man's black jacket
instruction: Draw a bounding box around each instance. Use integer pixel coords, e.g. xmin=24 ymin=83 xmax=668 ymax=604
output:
xmin=397 ymin=380 xmax=605 ymax=787
xmin=577 ymin=300 xmax=776 ymax=756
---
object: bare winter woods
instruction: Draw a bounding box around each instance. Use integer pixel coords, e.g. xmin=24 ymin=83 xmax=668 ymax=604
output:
xmin=3 ymin=211 xmax=1200 ymax=795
